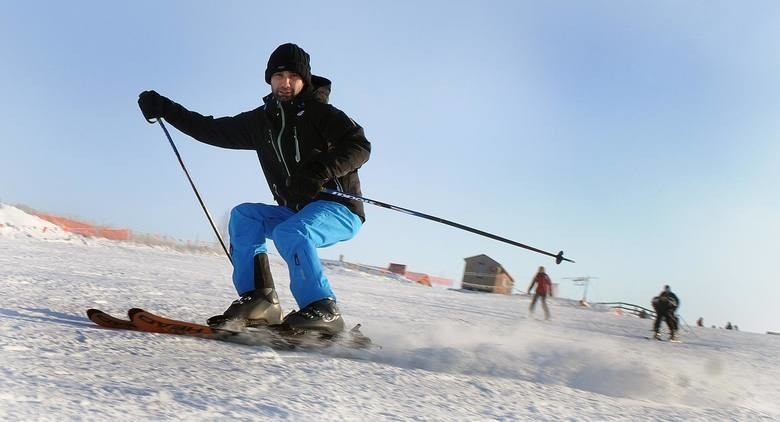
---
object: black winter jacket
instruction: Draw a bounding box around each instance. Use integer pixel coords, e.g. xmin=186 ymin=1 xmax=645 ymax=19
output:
xmin=162 ymin=76 xmax=370 ymax=221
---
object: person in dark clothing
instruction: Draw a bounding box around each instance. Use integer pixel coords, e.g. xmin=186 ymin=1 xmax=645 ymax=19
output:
xmin=137 ymin=43 xmax=370 ymax=334
xmin=527 ymin=266 xmax=553 ymax=320
xmin=651 ymin=285 xmax=680 ymax=340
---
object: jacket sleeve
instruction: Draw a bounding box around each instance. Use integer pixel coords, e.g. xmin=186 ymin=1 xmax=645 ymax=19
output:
xmin=308 ymin=106 xmax=371 ymax=179
xmin=163 ymin=100 xmax=259 ymax=150
xmin=527 ymin=276 xmax=537 ymax=292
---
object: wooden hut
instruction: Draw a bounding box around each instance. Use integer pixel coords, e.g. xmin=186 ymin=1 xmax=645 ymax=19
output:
xmin=461 ymin=254 xmax=514 ymax=294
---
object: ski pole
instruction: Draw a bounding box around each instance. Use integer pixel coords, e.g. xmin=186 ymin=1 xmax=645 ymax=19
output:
xmin=322 ymin=188 xmax=574 ymax=264
xmin=679 ymin=315 xmax=699 ymax=338
xmin=152 ymin=119 xmax=232 ymax=265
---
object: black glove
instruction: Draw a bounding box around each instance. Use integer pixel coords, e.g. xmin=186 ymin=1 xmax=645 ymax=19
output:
xmin=137 ymin=90 xmax=172 ymax=122
xmin=286 ymin=167 xmax=327 ymax=201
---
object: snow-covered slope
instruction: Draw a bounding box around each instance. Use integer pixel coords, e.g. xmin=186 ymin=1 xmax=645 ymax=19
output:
xmin=0 ymin=210 xmax=778 ymax=420
xmin=0 ymin=203 xmax=74 ymax=240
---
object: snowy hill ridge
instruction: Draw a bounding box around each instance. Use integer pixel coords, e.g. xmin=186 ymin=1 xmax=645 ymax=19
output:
xmin=0 ymin=203 xmax=75 ymax=240
xmin=1 ymin=207 xmax=778 ymax=420
xmin=0 ymin=203 xmax=221 ymax=255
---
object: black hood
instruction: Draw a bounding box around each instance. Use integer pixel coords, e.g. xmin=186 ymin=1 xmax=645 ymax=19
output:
xmin=310 ymin=74 xmax=332 ymax=104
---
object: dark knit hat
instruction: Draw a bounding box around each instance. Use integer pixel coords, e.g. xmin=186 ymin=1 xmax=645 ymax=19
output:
xmin=265 ymin=43 xmax=312 ymax=86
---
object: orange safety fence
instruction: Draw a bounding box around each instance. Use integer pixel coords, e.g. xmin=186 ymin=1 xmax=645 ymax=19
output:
xmin=34 ymin=213 xmax=130 ymax=241
xmin=403 ymin=271 xmax=454 ymax=287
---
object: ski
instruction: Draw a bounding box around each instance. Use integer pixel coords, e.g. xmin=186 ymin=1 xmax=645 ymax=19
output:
xmin=128 ymin=308 xmax=296 ymax=350
xmin=644 ymin=336 xmax=683 ymax=343
xmin=85 ymin=308 xmax=373 ymax=351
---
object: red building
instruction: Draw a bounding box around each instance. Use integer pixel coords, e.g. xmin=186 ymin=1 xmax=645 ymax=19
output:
xmin=388 ymin=263 xmax=454 ymax=287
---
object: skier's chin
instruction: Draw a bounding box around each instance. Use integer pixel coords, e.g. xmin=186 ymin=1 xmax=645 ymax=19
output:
xmin=274 ymin=92 xmax=294 ymax=102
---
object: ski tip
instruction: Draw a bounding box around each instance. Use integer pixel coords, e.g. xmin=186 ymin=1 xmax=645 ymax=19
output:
xmin=86 ymin=308 xmax=101 ymax=318
xmin=127 ymin=308 xmax=146 ymax=319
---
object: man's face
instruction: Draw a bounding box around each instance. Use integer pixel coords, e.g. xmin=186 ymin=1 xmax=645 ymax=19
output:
xmin=271 ymin=71 xmax=304 ymax=101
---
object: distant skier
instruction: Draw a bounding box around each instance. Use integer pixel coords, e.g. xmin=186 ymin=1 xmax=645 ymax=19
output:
xmin=651 ymin=285 xmax=679 ymax=340
xmin=137 ymin=43 xmax=370 ymax=334
xmin=528 ymin=266 xmax=553 ymax=320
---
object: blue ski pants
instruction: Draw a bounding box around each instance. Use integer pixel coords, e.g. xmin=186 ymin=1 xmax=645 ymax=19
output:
xmin=228 ymin=200 xmax=362 ymax=308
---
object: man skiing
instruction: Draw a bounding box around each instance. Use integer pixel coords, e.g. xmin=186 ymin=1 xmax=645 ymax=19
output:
xmin=651 ymin=285 xmax=680 ymax=340
xmin=527 ymin=266 xmax=553 ymax=320
xmin=137 ymin=43 xmax=370 ymax=334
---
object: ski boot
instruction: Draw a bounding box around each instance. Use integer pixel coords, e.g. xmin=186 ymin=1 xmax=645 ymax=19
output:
xmin=207 ymin=288 xmax=283 ymax=327
xmin=653 ymin=332 xmax=662 ymax=340
xmin=283 ymin=298 xmax=345 ymax=335
xmin=207 ymin=253 xmax=283 ymax=327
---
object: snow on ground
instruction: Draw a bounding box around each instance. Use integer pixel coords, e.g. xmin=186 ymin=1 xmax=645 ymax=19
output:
xmin=0 ymin=204 xmax=778 ymax=420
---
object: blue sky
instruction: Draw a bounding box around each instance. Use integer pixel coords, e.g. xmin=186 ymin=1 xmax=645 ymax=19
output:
xmin=2 ymin=1 xmax=778 ymax=333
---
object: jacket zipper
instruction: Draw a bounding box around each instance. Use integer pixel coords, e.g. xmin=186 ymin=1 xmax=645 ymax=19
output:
xmin=268 ymin=129 xmax=283 ymax=163
xmin=274 ymin=101 xmax=290 ymax=176
xmin=293 ymin=126 xmax=301 ymax=163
